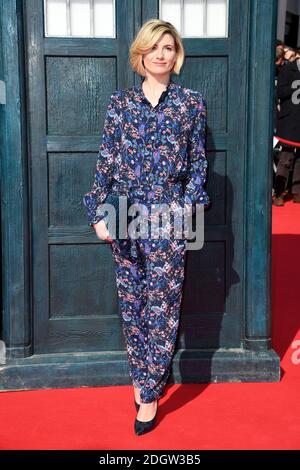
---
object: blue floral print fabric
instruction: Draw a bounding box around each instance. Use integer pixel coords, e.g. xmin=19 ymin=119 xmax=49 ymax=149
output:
xmin=111 ymin=235 xmax=186 ymax=403
xmin=83 ymin=77 xmax=210 ymax=227
xmin=83 ymin=78 xmax=210 ymax=404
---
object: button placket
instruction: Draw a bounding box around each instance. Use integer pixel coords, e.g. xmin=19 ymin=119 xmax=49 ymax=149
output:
xmin=139 ymin=91 xmax=170 ymax=192
xmin=147 ymin=107 xmax=159 ymax=185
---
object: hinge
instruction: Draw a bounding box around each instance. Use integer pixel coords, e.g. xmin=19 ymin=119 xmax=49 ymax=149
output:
xmin=0 ymin=80 xmax=6 ymax=105
xmin=0 ymin=340 xmax=6 ymax=364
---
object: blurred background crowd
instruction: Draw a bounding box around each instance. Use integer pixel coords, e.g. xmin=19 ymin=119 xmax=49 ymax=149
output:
xmin=273 ymin=2 xmax=300 ymax=206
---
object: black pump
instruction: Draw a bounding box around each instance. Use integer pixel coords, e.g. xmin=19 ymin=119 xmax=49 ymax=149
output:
xmin=134 ymin=400 xmax=158 ymax=436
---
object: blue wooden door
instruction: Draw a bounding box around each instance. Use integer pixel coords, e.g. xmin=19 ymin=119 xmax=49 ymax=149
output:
xmin=25 ymin=0 xmax=247 ymax=355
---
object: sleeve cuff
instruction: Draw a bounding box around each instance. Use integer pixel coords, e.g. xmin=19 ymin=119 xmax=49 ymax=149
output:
xmin=88 ymin=212 xmax=108 ymax=228
xmin=184 ymin=191 xmax=211 ymax=209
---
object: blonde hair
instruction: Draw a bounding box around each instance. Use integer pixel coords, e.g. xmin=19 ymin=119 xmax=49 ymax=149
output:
xmin=129 ymin=19 xmax=185 ymax=77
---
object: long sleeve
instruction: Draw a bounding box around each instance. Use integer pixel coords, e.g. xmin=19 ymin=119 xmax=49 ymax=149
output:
xmin=277 ymin=64 xmax=292 ymax=102
xmin=83 ymin=92 xmax=121 ymax=227
xmin=184 ymin=93 xmax=210 ymax=209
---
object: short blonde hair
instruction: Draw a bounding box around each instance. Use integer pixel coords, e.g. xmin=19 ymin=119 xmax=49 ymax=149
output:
xmin=129 ymin=19 xmax=185 ymax=77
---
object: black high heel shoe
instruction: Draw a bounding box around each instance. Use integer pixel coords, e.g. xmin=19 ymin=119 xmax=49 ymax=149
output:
xmin=134 ymin=400 xmax=158 ymax=436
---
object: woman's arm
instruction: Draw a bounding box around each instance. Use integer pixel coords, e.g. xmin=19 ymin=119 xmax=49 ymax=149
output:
xmin=83 ymin=92 xmax=121 ymax=227
xmin=184 ymin=93 xmax=210 ymax=210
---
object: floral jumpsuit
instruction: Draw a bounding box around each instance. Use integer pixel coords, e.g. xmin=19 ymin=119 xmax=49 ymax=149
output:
xmin=83 ymin=77 xmax=210 ymax=403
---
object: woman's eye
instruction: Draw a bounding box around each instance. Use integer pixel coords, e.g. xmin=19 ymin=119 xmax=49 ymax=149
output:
xmin=151 ymin=45 xmax=172 ymax=50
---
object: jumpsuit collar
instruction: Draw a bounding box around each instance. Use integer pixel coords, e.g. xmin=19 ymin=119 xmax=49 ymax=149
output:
xmin=135 ymin=76 xmax=176 ymax=107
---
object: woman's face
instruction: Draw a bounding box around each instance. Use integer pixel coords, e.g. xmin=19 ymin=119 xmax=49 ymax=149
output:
xmin=142 ymin=33 xmax=177 ymax=78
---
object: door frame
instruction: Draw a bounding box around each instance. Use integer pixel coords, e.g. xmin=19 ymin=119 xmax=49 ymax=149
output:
xmin=0 ymin=0 xmax=32 ymax=360
xmin=0 ymin=0 xmax=280 ymax=389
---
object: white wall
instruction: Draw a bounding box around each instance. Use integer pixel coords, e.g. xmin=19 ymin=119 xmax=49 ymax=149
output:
xmin=277 ymin=0 xmax=287 ymax=40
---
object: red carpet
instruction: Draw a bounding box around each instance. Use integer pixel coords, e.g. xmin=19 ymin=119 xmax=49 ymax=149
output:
xmin=0 ymin=201 xmax=300 ymax=450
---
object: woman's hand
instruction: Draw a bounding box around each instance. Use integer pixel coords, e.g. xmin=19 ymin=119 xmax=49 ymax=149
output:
xmin=92 ymin=219 xmax=113 ymax=243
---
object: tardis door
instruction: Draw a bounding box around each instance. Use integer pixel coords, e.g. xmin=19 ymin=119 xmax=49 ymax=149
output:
xmin=26 ymin=0 xmax=241 ymax=356
xmin=24 ymin=0 xmax=136 ymax=354
xmin=21 ymin=0 xmax=280 ymax=383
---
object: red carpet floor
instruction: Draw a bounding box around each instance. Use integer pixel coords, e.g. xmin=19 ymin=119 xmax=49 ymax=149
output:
xmin=0 ymin=201 xmax=300 ymax=450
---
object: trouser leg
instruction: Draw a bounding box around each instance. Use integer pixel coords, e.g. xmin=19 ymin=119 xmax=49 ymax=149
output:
xmin=110 ymin=239 xmax=148 ymax=389
xmin=291 ymin=148 xmax=300 ymax=194
xmin=138 ymin=238 xmax=187 ymax=403
xmin=274 ymin=146 xmax=295 ymax=196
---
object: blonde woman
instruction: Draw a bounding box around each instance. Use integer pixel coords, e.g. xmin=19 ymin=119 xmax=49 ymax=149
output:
xmin=83 ymin=19 xmax=210 ymax=435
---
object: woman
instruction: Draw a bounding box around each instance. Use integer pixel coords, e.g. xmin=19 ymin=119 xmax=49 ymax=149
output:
xmin=83 ymin=19 xmax=210 ymax=435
